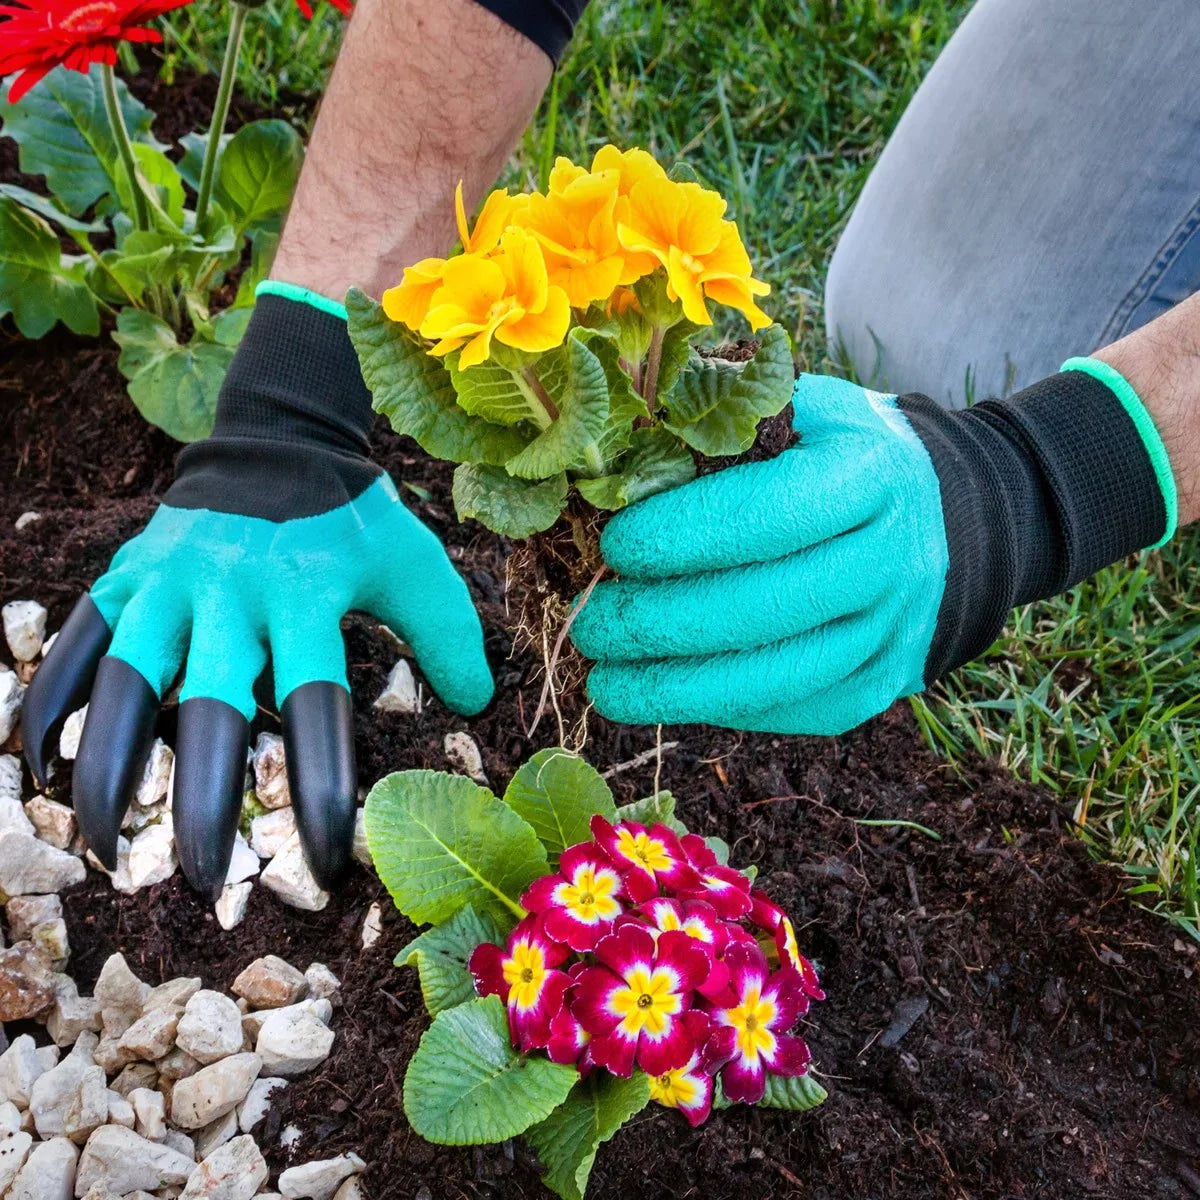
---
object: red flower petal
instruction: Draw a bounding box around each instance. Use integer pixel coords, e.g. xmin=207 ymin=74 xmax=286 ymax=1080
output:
xmin=721 ymin=1051 xmax=767 ymax=1105
xmin=509 ymin=969 xmax=570 ymax=1053
xmin=764 ymin=1033 xmax=812 ymax=1078
xmin=635 ymin=1010 xmax=694 ymax=1077
xmin=593 ymin=922 xmax=656 ymax=978
xmin=589 ymin=1028 xmax=637 ymax=1078
xmin=468 ymin=942 xmax=506 ymax=999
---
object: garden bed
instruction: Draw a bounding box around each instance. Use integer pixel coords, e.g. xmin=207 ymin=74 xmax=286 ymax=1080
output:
xmin=2 ymin=322 xmax=1199 ymax=1200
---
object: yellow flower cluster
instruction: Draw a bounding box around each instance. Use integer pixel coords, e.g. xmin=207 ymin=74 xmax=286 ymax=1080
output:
xmin=382 ymin=146 xmax=772 ymax=371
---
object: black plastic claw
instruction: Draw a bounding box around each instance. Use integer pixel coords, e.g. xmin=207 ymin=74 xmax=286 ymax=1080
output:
xmin=282 ymin=681 xmax=357 ymax=891
xmin=173 ymin=698 xmax=250 ymax=902
xmin=72 ymin=656 xmax=158 ymax=870
xmin=22 ymin=595 xmax=112 ymax=787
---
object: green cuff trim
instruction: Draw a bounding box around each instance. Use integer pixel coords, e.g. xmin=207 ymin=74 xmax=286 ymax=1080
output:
xmin=1061 ymin=356 xmax=1178 ymax=548
xmin=256 ymin=280 xmax=348 ymax=322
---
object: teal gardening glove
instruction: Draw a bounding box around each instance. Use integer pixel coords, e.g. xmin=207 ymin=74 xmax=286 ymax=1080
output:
xmin=571 ymin=361 xmax=1176 ymax=733
xmin=22 ymin=283 xmax=494 ymax=896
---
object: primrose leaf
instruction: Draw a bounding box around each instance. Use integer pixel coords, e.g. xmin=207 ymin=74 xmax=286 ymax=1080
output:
xmin=448 ymin=355 xmax=549 ymax=429
xmin=504 ymin=333 xmax=611 ymax=481
xmin=503 ymin=749 xmax=617 ymax=862
xmin=615 ymin=790 xmax=688 ymax=835
xmin=348 ymin=289 xmax=529 ymax=465
xmin=2 ymin=65 xmax=162 ymax=215
xmin=655 ymin=319 xmax=703 ymax=402
xmin=395 ymin=903 xmax=509 ymax=1016
xmin=758 ymin=1072 xmax=828 ymax=1111
xmin=403 ymin=996 xmax=578 ymax=1145
xmin=526 ymin=1072 xmax=651 ymax=1200
xmin=582 ymin=332 xmax=644 ymax=463
xmin=364 ymin=768 xmax=548 ymax=925
xmin=113 ymin=309 xmax=230 ymax=442
xmin=215 ymin=119 xmax=304 ymax=233
xmin=0 ymin=184 xmax=106 ymax=234
xmin=0 ymin=197 xmax=99 ymax=338
xmin=575 ymin=426 xmax=695 ymax=511
xmin=452 ymin=463 xmax=568 ymax=538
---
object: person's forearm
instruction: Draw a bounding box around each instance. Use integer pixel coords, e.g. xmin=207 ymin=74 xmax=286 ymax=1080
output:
xmin=271 ymin=0 xmax=552 ymax=301
xmin=1093 ymin=291 xmax=1200 ymax=526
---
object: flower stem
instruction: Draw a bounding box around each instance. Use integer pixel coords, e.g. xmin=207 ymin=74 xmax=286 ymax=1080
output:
xmin=522 ymin=366 xmax=560 ymax=424
xmin=100 ymin=64 xmax=149 ymax=233
xmin=195 ymin=2 xmax=248 ymax=231
xmin=643 ymin=324 xmax=666 ymax=413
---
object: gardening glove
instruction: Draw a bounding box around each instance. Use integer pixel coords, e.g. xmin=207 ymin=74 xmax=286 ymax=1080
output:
xmin=21 ymin=285 xmax=494 ymax=897
xmin=571 ymin=360 xmax=1176 ymax=733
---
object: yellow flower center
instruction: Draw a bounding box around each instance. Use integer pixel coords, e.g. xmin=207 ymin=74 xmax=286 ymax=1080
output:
xmin=609 ymin=966 xmax=682 ymax=1037
xmin=649 ymin=1067 xmax=700 ymax=1110
xmin=725 ymin=985 xmax=777 ymax=1062
xmin=679 ymin=251 xmax=704 ymax=275
xmin=61 ymin=1 xmax=118 ymax=32
xmin=486 ymin=297 xmax=519 ymax=324
xmin=616 ymin=829 xmax=671 ymax=873
xmin=502 ymin=942 xmax=546 ymax=1011
xmin=561 ymin=867 xmax=620 ymax=923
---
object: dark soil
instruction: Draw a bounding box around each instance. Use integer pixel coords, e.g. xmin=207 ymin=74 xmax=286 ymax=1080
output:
xmin=3 ymin=85 xmax=1200 ymax=1200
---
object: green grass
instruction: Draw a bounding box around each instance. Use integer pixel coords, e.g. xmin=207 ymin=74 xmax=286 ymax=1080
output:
xmin=163 ymin=0 xmax=1198 ymax=934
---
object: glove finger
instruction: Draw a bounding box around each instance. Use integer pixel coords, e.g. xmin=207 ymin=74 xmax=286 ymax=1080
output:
xmin=361 ymin=523 xmax=494 ymax=716
xmin=21 ymin=594 xmax=112 ymax=786
xmin=742 ymin=670 xmax=898 ymax=736
xmin=282 ymin=681 xmax=357 ymax=891
xmin=585 ymin=610 xmax=882 ymax=728
xmin=572 ymin=526 xmax=889 ymax=663
xmin=599 ymin=439 xmax=882 ymax=581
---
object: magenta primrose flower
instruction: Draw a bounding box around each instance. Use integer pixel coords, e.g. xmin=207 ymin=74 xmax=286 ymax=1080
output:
xmin=647 ymin=1045 xmax=718 ymax=1127
xmin=677 ymin=832 xmax=753 ymax=918
xmin=750 ymin=889 xmax=826 ymax=1002
xmin=521 ymin=842 xmax=627 ymax=951
xmin=589 ymin=815 xmax=699 ymax=902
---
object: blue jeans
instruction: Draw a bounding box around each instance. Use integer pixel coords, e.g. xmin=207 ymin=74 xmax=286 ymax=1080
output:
xmin=824 ymin=0 xmax=1200 ymax=408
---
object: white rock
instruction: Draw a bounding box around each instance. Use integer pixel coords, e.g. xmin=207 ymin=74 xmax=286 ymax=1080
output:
xmin=0 ymin=672 xmax=22 ymax=746
xmin=0 ymin=832 xmax=86 ymax=897
xmin=0 ymin=786 xmax=33 ymax=842
xmin=158 ymin=1047 xmax=201 ymax=1084
xmin=350 ymin=810 xmax=369 ymax=869
xmin=179 ymin=1135 xmax=267 ymax=1200
xmin=277 ymin=1154 xmax=365 ymax=1200
xmin=86 ymin=835 xmax=135 ymax=895
xmin=255 ymin=1008 xmax=334 ymax=1079
xmin=24 ymin=796 xmax=75 ymax=850
xmin=236 ymin=1076 xmax=286 ymax=1135
xmin=144 ymin=976 xmax=202 ymax=1017
xmin=252 ymin=735 xmax=290 ymax=811
xmin=177 ymin=991 xmax=244 ymax=1065
xmin=93 ymin=1035 xmax=135 ymax=1075
xmin=361 ymin=903 xmax=383 ymax=950
xmin=117 ymin=1006 xmax=179 ymax=1060
xmin=193 ymin=1109 xmax=238 ymax=1160
xmin=0 ymin=1131 xmax=34 ymax=1192
xmin=170 ymin=1053 xmax=262 ymax=1131
xmin=2 ymin=602 xmax=47 ymax=663
xmin=46 ymin=974 xmax=99 ymax=1046
xmin=331 ymin=1179 xmax=365 ymax=1200
xmin=0 ymin=1035 xmax=45 ymax=1106
xmin=232 ymin=958 xmax=307 ymax=1010
xmin=443 ymin=731 xmax=486 ymax=783
xmin=40 ymin=630 xmax=57 ymax=657
xmin=130 ymin=1087 xmax=167 ymax=1141
xmin=29 ymin=1033 xmax=107 ymax=1142
xmin=0 ymin=755 xmax=20 ymax=807
xmin=278 ymin=1125 xmax=301 ymax=1151
xmin=57 ymin=707 xmax=86 ymax=762
xmin=14 ymin=512 xmax=40 ymax=532
xmin=214 ymin=883 xmax=252 ymax=933
xmin=249 ymin=809 xmax=295 ymax=860
xmin=94 ymin=952 xmax=151 ymax=1037
xmin=8 ymin=1134 xmax=77 ymax=1200
xmin=107 ymin=1089 xmax=136 ymax=1129
xmin=259 ymin=835 xmax=328 ymax=913
xmin=74 ymin=1125 xmax=197 ymax=1196
xmin=162 ymin=1129 xmax=195 ymax=1162
xmin=224 ymin=835 xmax=260 ymax=887
xmin=35 ymin=1044 xmax=60 ymax=1071
xmin=137 ymin=740 xmax=174 ymax=808
xmin=373 ymin=659 xmax=418 ymax=714
xmin=240 ymin=999 xmax=331 ymax=1041
xmin=128 ymin=818 xmax=178 ymax=890
xmin=0 ymin=1101 xmax=19 ymax=1134
xmin=108 ymin=1062 xmax=157 ymax=1097
xmin=33 ymin=918 xmax=69 ymax=969
xmin=6 ymin=893 xmax=62 ymax=941
xmin=303 ymin=964 xmax=339 ymax=1005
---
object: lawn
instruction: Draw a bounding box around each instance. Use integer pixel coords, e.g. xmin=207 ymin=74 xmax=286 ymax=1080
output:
xmin=168 ymin=0 xmax=1198 ymax=938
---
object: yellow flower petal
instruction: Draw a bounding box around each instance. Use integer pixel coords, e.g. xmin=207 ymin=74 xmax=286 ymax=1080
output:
xmin=495 ymin=285 xmax=570 ymax=354
xmin=381 ymin=256 xmax=447 ymax=331
xmin=667 ymin=245 xmax=713 ymax=326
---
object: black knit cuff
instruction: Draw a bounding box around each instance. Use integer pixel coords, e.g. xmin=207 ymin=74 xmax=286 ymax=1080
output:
xmin=900 ymin=370 xmax=1168 ymax=682
xmin=475 ymin=0 xmax=589 ymax=63
xmin=168 ymin=294 xmax=380 ymax=522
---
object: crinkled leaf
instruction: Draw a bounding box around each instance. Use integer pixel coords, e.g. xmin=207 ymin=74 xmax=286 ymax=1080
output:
xmin=576 ymin=426 xmax=695 ymax=511
xmin=2 ymin=66 xmax=162 ymax=215
xmin=655 ymin=319 xmax=703 ymax=402
xmin=0 ymin=184 xmax=105 ymax=233
xmin=453 ymin=463 xmax=567 ymax=538
xmin=404 ymin=996 xmax=578 ymax=1145
xmin=395 ymin=903 xmax=509 ymax=1015
xmin=583 ymin=332 xmax=644 ymax=463
xmin=215 ymin=119 xmax=304 ymax=233
xmin=503 ymin=748 xmax=617 ymax=862
xmin=348 ymin=288 xmax=529 ymax=465
xmin=113 ymin=309 xmax=229 ymax=442
xmin=759 ymin=1072 xmax=828 ymax=1111
xmin=615 ymin=790 xmax=687 ymax=835
xmin=448 ymin=355 xmax=550 ymax=429
xmin=364 ymin=769 xmax=548 ymax=925
xmin=526 ymin=1072 xmax=651 ymax=1200
xmin=504 ymin=333 xmax=610 ymax=480
xmin=0 ymin=197 xmax=99 ymax=338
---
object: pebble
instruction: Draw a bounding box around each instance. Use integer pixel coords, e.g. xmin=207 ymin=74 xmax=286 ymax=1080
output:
xmin=194 ymin=1107 xmax=240 ymax=1159
xmin=0 ymin=1101 xmax=18 ymax=1135
xmin=46 ymin=975 xmax=99 ymax=1047
xmin=443 ymin=731 xmax=487 ymax=783
xmin=163 ymin=1128 xmax=195 ymax=1161
xmin=57 ymin=707 xmax=86 ymax=762
xmin=302 ymin=965 xmax=340 ymax=1005
xmin=0 ymin=788 xmax=35 ymax=840
xmin=14 ymin=512 xmax=40 ymax=532
xmin=144 ymin=976 xmax=203 ymax=1017
xmin=170 ymin=1053 xmax=262 ymax=1130
xmin=0 ymin=942 xmax=57 ymax=1020
xmin=7 ymin=894 xmax=62 ymax=942
xmin=179 ymin=1135 xmax=267 ymax=1200
xmin=117 ymin=1007 xmax=179 ymax=1061
xmin=40 ymin=630 xmax=57 ymax=658
xmin=136 ymin=740 xmax=174 ymax=808
xmin=177 ymin=991 xmax=245 ymax=1065
xmin=0 ymin=672 xmax=22 ymax=746
xmin=8 ymin=1134 xmax=77 ymax=1200
xmin=24 ymin=797 xmax=76 ymax=851
xmin=86 ymin=835 xmax=135 ymax=894
xmin=128 ymin=819 xmax=178 ymax=890
xmin=108 ymin=1062 xmax=157 ymax=1098
xmin=278 ymin=1125 xmax=302 ymax=1151
xmin=373 ymin=659 xmax=419 ymax=714
xmin=158 ymin=1048 xmax=201 ymax=1084
xmin=33 ymin=919 xmax=70 ymax=970
xmin=350 ymin=811 xmax=369 ymax=869
xmin=241 ymin=999 xmax=331 ymax=1041
xmin=259 ymin=835 xmax=328 ymax=913
xmin=252 ymin=735 xmax=290 ymax=811
xmin=224 ymin=835 xmax=260 ymax=887
xmin=2 ymin=602 xmax=47 ymax=663
xmin=237 ymin=1077 xmax=286 ymax=1134
xmin=255 ymin=1009 xmax=334 ymax=1079
xmin=249 ymin=809 xmax=295 ymax=860
xmin=0 ymin=1036 xmax=46 ymax=1106
xmin=0 ymin=1131 xmax=33 ymax=1192
xmin=277 ymin=1153 xmax=366 ymax=1200
xmin=332 ymin=1180 xmax=365 ymax=1200
xmin=130 ymin=1087 xmax=168 ymax=1142
xmin=232 ymin=958 xmax=307 ymax=1011
xmin=214 ymin=883 xmax=253 ymax=932
xmin=361 ymin=904 xmax=383 ymax=950
xmin=75 ymin=1125 xmax=197 ymax=1195
xmin=94 ymin=953 xmax=151 ymax=1038
xmin=0 ymin=756 xmax=19 ymax=806
xmin=0 ymin=833 xmax=86 ymax=897
xmin=107 ymin=1090 xmax=135 ymax=1129
xmin=28 ymin=1033 xmax=107 ymax=1142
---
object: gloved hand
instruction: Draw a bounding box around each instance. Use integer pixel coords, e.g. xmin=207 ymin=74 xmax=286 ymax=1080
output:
xmin=22 ymin=285 xmax=494 ymax=897
xmin=571 ymin=359 xmax=1175 ymax=733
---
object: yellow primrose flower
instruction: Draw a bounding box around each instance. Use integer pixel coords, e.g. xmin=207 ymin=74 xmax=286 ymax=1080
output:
xmin=381 ymin=256 xmax=448 ymax=332
xmin=591 ymin=143 xmax=667 ymax=197
xmin=454 ymin=181 xmax=526 ymax=255
xmin=617 ymin=176 xmax=771 ymax=330
xmin=419 ymin=228 xmax=570 ymax=369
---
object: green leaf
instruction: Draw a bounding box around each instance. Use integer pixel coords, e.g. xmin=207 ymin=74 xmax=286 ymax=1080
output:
xmin=448 ymin=355 xmax=551 ymax=429
xmin=210 ymin=305 xmax=253 ymax=347
xmin=616 ymin=790 xmax=688 ymax=835
xmin=705 ymin=836 xmax=731 ymax=865
xmin=526 ymin=1072 xmax=651 ymax=1200
xmin=347 ymin=288 xmax=529 ymax=465
xmin=177 ymin=130 xmax=231 ymax=192
xmin=404 ymin=996 xmax=578 ymax=1145
xmin=452 ymin=463 xmax=567 ymax=538
xmin=395 ymin=903 xmax=509 ymax=1016
xmin=585 ymin=333 xmax=644 ymax=463
xmin=116 ymin=143 xmax=185 ymax=232
xmin=668 ymin=160 xmax=709 ymax=188
xmin=576 ymin=426 xmax=695 ymax=511
xmin=0 ymin=197 xmax=99 ymax=338
xmin=655 ymin=320 xmax=703 ymax=402
xmin=0 ymin=184 xmax=105 ymax=234
xmin=113 ymin=309 xmax=230 ymax=442
xmin=233 ymin=228 xmax=279 ymax=309
xmin=215 ymin=120 xmax=304 ymax=233
xmin=93 ymin=230 xmax=180 ymax=303
xmin=364 ymin=769 xmax=548 ymax=925
xmin=3 ymin=66 xmax=161 ymax=216
xmin=758 ymin=1072 xmax=828 ymax=1111
xmin=503 ymin=749 xmax=617 ymax=862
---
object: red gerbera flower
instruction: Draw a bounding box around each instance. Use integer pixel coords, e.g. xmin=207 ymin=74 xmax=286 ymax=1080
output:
xmin=292 ymin=0 xmax=351 ymax=19
xmin=0 ymin=0 xmax=193 ymax=103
